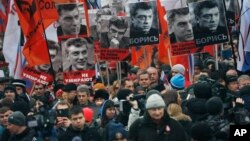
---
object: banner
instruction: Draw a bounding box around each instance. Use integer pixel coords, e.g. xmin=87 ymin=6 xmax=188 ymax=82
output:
xmin=131 ymin=45 xmax=154 ymax=69
xmin=22 ymin=66 xmax=53 ymax=85
xmin=3 ymin=0 xmax=23 ymax=77
xmin=128 ymin=1 xmax=160 ymax=46
xmin=55 ymin=0 xmax=90 ymax=38
xmin=64 ymin=70 xmax=95 ymax=84
xmin=14 ymin=0 xmax=58 ymax=66
xmin=99 ymin=49 xmax=129 ymax=61
xmin=188 ymin=0 xmax=229 ymax=47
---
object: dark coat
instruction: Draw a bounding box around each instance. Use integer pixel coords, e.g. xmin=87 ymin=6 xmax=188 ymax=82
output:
xmin=129 ymin=111 xmax=189 ymax=141
xmin=59 ymin=125 xmax=101 ymax=141
xmin=8 ymin=128 xmax=36 ymax=141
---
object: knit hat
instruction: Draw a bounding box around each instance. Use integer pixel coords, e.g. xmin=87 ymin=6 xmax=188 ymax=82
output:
xmin=108 ymin=121 xmax=128 ymax=141
xmin=117 ymin=89 xmax=132 ymax=100
xmin=62 ymin=83 xmax=77 ymax=92
xmin=11 ymin=79 xmax=26 ymax=89
xmin=172 ymin=64 xmax=185 ymax=75
xmin=190 ymin=122 xmax=213 ymax=140
xmin=93 ymin=83 xmax=106 ymax=91
xmin=82 ymin=107 xmax=94 ymax=124
xmin=206 ymin=96 xmax=223 ymax=115
xmin=94 ymin=89 xmax=109 ymax=101
xmin=170 ymin=74 xmax=185 ymax=90
xmin=193 ymin=82 xmax=212 ymax=99
xmin=145 ymin=93 xmax=166 ymax=110
xmin=8 ymin=111 xmax=26 ymax=126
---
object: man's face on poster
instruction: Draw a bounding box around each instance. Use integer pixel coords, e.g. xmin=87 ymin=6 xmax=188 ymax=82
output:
xmin=197 ymin=7 xmax=220 ymax=32
xmin=58 ymin=7 xmax=81 ymax=35
xmin=49 ymin=49 xmax=58 ymax=62
xmin=67 ymin=45 xmax=88 ymax=71
xmin=173 ymin=14 xmax=193 ymax=42
xmin=108 ymin=24 xmax=126 ymax=43
xmin=132 ymin=9 xmax=153 ymax=33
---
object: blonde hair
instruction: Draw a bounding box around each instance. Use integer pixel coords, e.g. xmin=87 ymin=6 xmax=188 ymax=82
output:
xmin=167 ymin=103 xmax=191 ymax=122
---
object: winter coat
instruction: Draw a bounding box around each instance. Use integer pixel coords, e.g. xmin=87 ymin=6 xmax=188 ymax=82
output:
xmin=129 ymin=111 xmax=189 ymax=141
xmin=58 ymin=125 xmax=101 ymax=141
xmin=8 ymin=128 xmax=37 ymax=141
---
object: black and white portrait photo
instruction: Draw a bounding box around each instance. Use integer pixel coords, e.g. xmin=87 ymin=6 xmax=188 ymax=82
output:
xmin=62 ymin=37 xmax=94 ymax=72
xmin=188 ymin=0 xmax=229 ymax=47
xmin=167 ymin=7 xmax=194 ymax=44
xmin=129 ymin=0 xmax=160 ymax=46
xmin=99 ymin=16 xmax=130 ymax=49
xmin=56 ymin=3 xmax=88 ymax=37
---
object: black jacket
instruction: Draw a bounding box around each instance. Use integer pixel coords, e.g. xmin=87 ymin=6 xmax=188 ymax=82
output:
xmin=129 ymin=111 xmax=189 ymax=141
xmin=8 ymin=128 xmax=36 ymax=141
xmin=59 ymin=125 xmax=101 ymax=141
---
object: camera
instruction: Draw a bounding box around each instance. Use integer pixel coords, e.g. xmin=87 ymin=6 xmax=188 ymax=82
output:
xmin=129 ymin=94 xmax=146 ymax=101
xmin=56 ymin=109 xmax=69 ymax=117
xmin=27 ymin=105 xmax=56 ymax=138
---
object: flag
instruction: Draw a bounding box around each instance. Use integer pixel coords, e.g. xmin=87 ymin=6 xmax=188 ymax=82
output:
xmin=14 ymin=0 xmax=58 ymax=66
xmin=3 ymin=0 xmax=23 ymax=77
xmin=131 ymin=45 xmax=153 ymax=69
xmin=0 ymin=0 xmax=8 ymax=32
xmin=237 ymin=0 xmax=250 ymax=72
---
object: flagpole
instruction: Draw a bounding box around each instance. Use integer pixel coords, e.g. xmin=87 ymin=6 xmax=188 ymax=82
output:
xmin=96 ymin=55 xmax=104 ymax=84
xmin=143 ymin=46 xmax=147 ymax=68
xmin=35 ymin=0 xmax=56 ymax=84
xmin=215 ymin=44 xmax=219 ymax=71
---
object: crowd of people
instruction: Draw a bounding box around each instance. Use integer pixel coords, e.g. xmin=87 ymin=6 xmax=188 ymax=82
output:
xmin=0 ymin=0 xmax=248 ymax=141
xmin=0 ymin=53 xmax=250 ymax=141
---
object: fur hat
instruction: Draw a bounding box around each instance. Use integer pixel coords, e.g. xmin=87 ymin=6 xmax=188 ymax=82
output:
xmin=94 ymin=89 xmax=109 ymax=101
xmin=8 ymin=111 xmax=26 ymax=126
xmin=62 ymin=83 xmax=77 ymax=92
xmin=170 ymin=74 xmax=185 ymax=90
xmin=172 ymin=64 xmax=185 ymax=75
xmin=206 ymin=96 xmax=223 ymax=115
xmin=145 ymin=93 xmax=166 ymax=110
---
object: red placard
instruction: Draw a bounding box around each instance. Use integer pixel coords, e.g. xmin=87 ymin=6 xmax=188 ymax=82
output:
xmin=99 ymin=49 xmax=129 ymax=61
xmin=22 ymin=67 xmax=53 ymax=85
xmin=64 ymin=70 xmax=95 ymax=84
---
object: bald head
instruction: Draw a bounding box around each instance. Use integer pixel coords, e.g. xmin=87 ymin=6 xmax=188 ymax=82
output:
xmin=147 ymin=67 xmax=159 ymax=83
